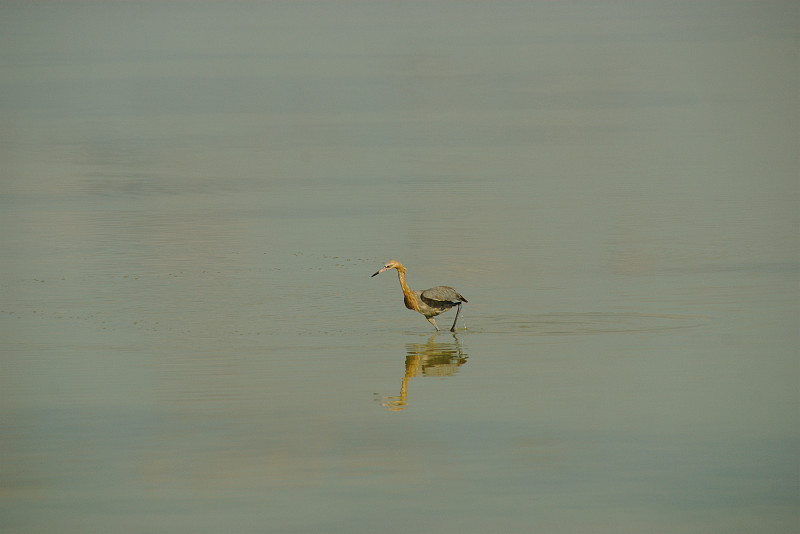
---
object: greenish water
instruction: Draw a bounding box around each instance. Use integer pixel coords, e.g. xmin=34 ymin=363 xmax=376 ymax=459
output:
xmin=1 ymin=2 xmax=798 ymax=533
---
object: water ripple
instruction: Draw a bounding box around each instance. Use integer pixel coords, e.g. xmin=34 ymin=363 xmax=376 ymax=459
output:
xmin=474 ymin=312 xmax=708 ymax=336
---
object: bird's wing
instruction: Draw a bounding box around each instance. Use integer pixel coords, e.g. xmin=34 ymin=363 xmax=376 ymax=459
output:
xmin=420 ymin=286 xmax=467 ymax=305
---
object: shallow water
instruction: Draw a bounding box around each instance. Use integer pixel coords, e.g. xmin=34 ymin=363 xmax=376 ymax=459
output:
xmin=1 ymin=2 xmax=798 ymax=533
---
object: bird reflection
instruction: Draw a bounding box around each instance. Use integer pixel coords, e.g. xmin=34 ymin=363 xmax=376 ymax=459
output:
xmin=381 ymin=333 xmax=468 ymax=411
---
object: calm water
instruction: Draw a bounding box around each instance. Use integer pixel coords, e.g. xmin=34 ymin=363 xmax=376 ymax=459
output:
xmin=1 ymin=2 xmax=798 ymax=533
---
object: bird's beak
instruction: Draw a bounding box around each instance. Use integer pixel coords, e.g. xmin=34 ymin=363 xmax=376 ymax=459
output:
xmin=371 ymin=266 xmax=388 ymax=277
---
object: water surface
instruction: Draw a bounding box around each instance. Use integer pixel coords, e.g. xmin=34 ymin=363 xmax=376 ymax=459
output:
xmin=1 ymin=2 xmax=798 ymax=533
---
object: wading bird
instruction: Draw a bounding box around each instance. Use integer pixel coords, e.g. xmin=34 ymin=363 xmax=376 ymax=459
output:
xmin=372 ymin=260 xmax=468 ymax=332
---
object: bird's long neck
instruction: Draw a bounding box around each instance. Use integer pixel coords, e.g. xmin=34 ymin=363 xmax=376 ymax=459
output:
xmin=396 ymin=269 xmax=419 ymax=311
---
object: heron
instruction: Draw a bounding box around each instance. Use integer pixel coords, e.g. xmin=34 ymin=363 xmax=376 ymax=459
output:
xmin=371 ymin=260 xmax=468 ymax=332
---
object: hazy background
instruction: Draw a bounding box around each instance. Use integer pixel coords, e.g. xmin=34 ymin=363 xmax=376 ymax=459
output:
xmin=1 ymin=2 xmax=797 ymax=533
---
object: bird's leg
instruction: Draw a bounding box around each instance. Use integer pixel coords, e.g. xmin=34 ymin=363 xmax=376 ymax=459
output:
xmin=450 ymin=303 xmax=462 ymax=332
xmin=427 ymin=317 xmax=439 ymax=331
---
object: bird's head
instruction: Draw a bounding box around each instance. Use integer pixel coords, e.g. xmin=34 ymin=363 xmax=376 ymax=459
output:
xmin=372 ymin=260 xmax=405 ymax=277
